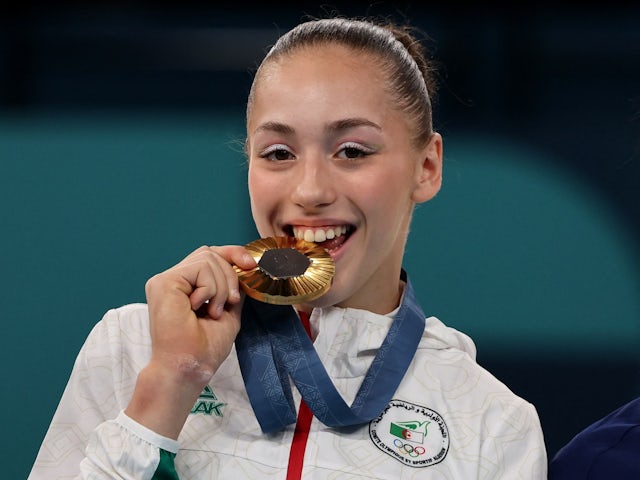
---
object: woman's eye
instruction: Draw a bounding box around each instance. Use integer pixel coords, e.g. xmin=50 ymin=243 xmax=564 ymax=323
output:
xmin=337 ymin=143 xmax=372 ymax=160
xmin=260 ymin=146 xmax=294 ymax=161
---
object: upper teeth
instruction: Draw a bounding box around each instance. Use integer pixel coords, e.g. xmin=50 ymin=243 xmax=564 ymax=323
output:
xmin=293 ymin=226 xmax=348 ymax=243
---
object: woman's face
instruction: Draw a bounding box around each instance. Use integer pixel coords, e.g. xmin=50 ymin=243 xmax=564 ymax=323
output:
xmin=246 ymin=44 xmax=442 ymax=313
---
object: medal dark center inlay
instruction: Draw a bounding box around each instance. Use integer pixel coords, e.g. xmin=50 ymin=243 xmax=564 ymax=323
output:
xmin=258 ymin=248 xmax=311 ymax=279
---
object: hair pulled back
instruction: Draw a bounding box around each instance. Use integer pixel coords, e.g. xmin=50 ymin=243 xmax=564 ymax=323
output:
xmin=247 ymin=17 xmax=438 ymax=147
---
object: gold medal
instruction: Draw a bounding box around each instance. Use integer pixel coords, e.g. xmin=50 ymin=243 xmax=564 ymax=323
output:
xmin=234 ymin=236 xmax=335 ymax=305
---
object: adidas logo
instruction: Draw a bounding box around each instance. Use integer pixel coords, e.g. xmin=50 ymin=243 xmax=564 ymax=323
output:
xmin=190 ymin=385 xmax=226 ymax=417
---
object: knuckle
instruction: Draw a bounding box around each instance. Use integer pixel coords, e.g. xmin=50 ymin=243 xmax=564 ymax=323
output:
xmin=144 ymin=275 xmax=159 ymax=296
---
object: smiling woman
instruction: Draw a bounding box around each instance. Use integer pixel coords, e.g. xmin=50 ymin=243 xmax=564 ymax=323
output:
xmin=246 ymin=40 xmax=441 ymax=314
xmin=28 ymin=16 xmax=547 ymax=479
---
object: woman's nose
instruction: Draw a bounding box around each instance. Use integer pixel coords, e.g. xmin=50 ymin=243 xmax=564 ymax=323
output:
xmin=290 ymin=158 xmax=336 ymax=210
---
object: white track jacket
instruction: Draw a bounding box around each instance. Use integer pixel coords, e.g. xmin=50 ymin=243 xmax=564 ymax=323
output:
xmin=29 ymin=302 xmax=547 ymax=479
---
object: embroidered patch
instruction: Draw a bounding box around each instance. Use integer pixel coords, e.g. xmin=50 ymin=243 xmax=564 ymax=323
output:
xmin=190 ymin=385 xmax=226 ymax=417
xmin=369 ymin=399 xmax=449 ymax=467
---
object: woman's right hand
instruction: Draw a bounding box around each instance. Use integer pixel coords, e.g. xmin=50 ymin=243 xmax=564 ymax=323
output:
xmin=125 ymin=245 xmax=257 ymax=439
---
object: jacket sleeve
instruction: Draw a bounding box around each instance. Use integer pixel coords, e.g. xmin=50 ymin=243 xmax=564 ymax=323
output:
xmin=480 ymin=398 xmax=548 ymax=479
xmin=28 ymin=306 xmax=180 ymax=479
xmin=80 ymin=411 xmax=179 ymax=479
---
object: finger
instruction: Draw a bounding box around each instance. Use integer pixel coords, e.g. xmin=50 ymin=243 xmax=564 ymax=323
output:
xmin=160 ymin=245 xmax=256 ymax=315
xmin=211 ymin=245 xmax=257 ymax=270
xmin=188 ymin=266 xmax=219 ymax=312
xmin=202 ymin=257 xmax=230 ymax=319
xmin=160 ymin=252 xmax=222 ymax=311
xmin=215 ymin=251 xmax=247 ymax=304
xmin=185 ymin=254 xmax=232 ymax=315
xmin=207 ymin=246 xmax=257 ymax=304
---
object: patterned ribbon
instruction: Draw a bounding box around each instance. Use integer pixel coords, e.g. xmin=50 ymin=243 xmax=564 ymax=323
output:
xmin=235 ymin=273 xmax=426 ymax=433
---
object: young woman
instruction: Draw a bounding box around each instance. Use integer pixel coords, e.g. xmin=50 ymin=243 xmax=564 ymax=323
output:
xmin=30 ymin=17 xmax=547 ymax=479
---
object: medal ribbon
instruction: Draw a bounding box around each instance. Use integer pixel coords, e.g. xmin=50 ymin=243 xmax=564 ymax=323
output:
xmin=235 ymin=273 xmax=426 ymax=433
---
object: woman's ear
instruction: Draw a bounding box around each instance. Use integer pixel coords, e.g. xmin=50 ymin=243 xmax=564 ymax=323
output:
xmin=411 ymin=132 xmax=443 ymax=204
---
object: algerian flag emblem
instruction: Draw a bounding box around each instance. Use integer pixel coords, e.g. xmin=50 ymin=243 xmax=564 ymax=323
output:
xmin=390 ymin=420 xmax=430 ymax=444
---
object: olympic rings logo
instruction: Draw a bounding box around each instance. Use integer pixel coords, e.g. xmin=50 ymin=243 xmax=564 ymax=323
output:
xmin=393 ymin=438 xmax=426 ymax=457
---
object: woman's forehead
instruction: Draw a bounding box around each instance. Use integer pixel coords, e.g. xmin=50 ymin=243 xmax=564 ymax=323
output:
xmin=262 ymin=43 xmax=381 ymax=76
xmin=249 ymin=54 xmax=391 ymax=122
xmin=253 ymin=45 xmax=387 ymax=104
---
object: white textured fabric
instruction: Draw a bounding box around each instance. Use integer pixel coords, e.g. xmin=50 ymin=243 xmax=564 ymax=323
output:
xmin=78 ymin=411 xmax=175 ymax=480
xmin=29 ymin=302 xmax=547 ymax=479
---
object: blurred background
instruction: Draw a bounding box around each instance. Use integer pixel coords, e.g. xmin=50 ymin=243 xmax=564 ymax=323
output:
xmin=2 ymin=1 xmax=639 ymax=477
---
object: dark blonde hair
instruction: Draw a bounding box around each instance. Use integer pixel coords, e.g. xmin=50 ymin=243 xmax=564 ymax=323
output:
xmin=246 ymin=17 xmax=438 ymax=148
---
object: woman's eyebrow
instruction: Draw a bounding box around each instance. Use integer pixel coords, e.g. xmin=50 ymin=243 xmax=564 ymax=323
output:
xmin=252 ymin=118 xmax=381 ymax=137
xmin=326 ymin=118 xmax=381 ymax=133
xmin=253 ymin=121 xmax=294 ymax=136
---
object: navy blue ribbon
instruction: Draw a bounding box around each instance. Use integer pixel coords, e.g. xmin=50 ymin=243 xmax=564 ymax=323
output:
xmin=235 ymin=273 xmax=426 ymax=433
